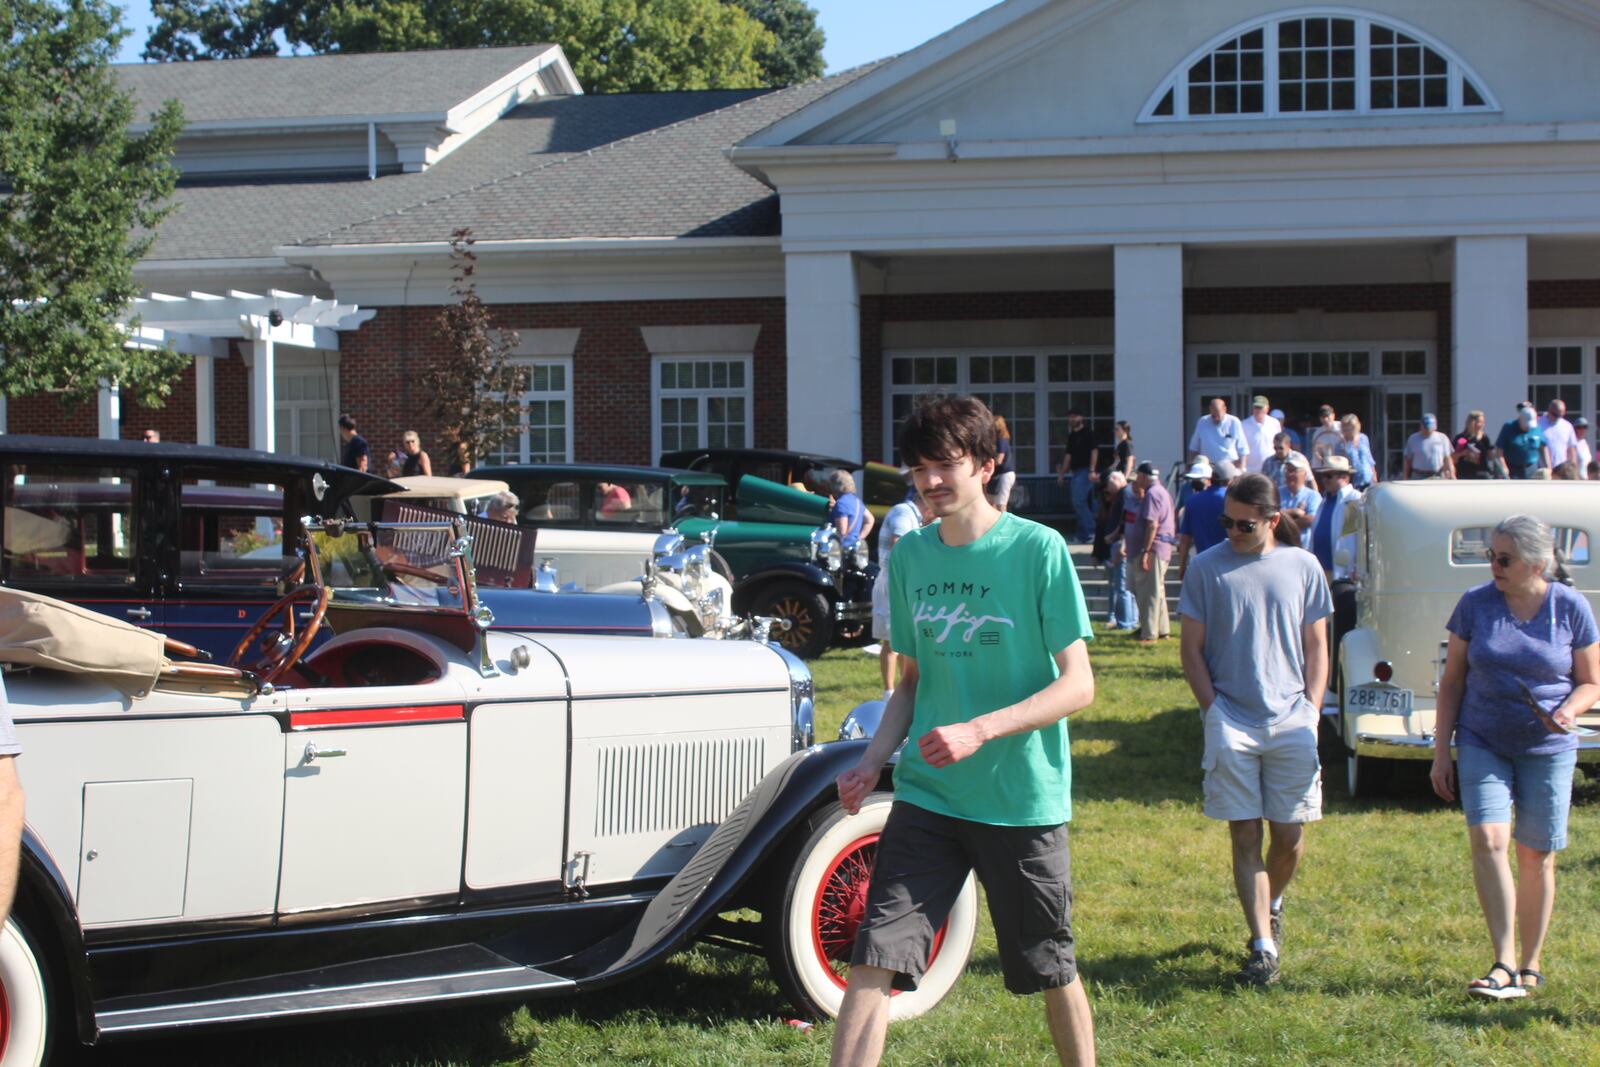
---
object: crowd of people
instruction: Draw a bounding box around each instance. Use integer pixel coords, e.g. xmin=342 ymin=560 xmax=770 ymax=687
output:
xmin=834 ymin=389 xmax=1594 ymax=1067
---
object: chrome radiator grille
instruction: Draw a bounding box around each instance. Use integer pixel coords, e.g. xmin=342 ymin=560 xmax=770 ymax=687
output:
xmin=593 ymin=736 xmax=766 ymax=837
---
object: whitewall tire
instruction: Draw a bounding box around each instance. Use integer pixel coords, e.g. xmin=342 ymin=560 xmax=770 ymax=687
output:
xmin=765 ymin=793 xmax=977 ymax=1021
xmin=0 ymin=919 xmax=50 ymax=1067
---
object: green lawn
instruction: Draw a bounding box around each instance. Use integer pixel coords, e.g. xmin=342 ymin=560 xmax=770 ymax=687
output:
xmin=91 ymin=631 xmax=1600 ymax=1066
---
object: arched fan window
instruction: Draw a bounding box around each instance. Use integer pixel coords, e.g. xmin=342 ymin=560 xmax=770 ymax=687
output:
xmin=1141 ymin=9 xmax=1496 ymax=121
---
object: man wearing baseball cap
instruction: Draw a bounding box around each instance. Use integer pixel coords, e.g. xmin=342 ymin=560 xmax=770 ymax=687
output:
xmin=1403 ymin=413 xmax=1455 ymax=480
xmin=1495 ymin=405 xmax=1549 ymax=479
xmin=1176 ymin=460 xmax=1236 ymax=583
xmin=1128 ymin=462 xmax=1175 ymax=644
xmin=1241 ymin=398 xmax=1282 ymax=477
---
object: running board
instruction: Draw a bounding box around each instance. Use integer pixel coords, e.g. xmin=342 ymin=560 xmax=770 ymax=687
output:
xmin=96 ymin=944 xmax=575 ymax=1036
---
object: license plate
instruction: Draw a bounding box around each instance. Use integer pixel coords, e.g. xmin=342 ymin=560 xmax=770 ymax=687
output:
xmin=1346 ymin=684 xmax=1413 ymax=716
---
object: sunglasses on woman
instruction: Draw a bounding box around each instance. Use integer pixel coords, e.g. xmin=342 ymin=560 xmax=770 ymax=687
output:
xmin=1217 ymin=516 xmax=1261 ymax=533
xmin=1484 ymin=550 xmax=1516 ymax=569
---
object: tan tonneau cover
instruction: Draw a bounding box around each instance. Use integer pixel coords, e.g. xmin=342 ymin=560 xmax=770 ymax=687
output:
xmin=0 ymin=587 xmax=164 ymax=697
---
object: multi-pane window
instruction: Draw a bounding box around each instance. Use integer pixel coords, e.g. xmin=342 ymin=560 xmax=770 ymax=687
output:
xmin=490 ymin=360 xmax=571 ymax=465
xmin=886 ymin=351 xmax=1113 ymax=472
xmin=654 ymin=357 xmax=752 ymax=458
xmin=2 ymin=465 xmax=138 ymax=587
xmin=1251 ymin=350 xmax=1372 ymax=378
xmin=1278 ymin=17 xmax=1356 ymax=113
xmin=1145 ymin=11 xmax=1493 ymax=121
xmin=1528 ymin=343 xmax=1598 ymax=429
xmin=1384 ymin=391 xmax=1425 ymax=479
xmin=274 ymin=367 xmax=338 ymax=462
xmin=1185 ymin=28 xmax=1265 ymax=116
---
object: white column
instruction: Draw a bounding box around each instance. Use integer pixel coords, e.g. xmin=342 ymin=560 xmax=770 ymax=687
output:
xmin=0 ymin=393 xmax=7 ymax=435
xmin=97 ymin=382 xmax=121 ymax=440
xmin=248 ymin=338 xmax=276 ymax=453
xmin=785 ymin=251 xmax=861 ymax=462
xmin=1114 ymin=244 xmax=1185 ymax=473
xmin=1453 ymin=236 xmax=1528 ymax=426
xmin=193 ymin=354 xmax=215 ymax=446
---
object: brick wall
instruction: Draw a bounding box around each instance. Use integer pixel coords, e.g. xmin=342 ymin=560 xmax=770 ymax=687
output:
xmin=336 ymin=298 xmax=790 ymax=466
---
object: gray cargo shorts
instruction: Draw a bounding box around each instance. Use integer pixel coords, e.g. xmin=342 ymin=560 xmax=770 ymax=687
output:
xmin=850 ymin=801 xmax=1077 ymax=995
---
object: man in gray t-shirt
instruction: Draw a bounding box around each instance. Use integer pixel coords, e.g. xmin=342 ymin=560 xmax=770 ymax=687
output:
xmin=1178 ymin=474 xmax=1331 ymax=988
xmin=1403 ymin=414 xmax=1455 ymax=479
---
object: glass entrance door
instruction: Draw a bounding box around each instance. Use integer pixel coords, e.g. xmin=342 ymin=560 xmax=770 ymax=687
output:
xmin=1382 ymin=389 xmax=1428 ymax=480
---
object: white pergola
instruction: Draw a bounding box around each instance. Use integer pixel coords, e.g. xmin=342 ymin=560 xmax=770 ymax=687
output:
xmin=114 ymin=289 xmax=376 ymax=451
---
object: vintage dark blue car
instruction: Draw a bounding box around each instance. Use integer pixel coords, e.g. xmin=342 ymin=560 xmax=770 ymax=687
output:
xmin=0 ymin=437 xmax=670 ymax=661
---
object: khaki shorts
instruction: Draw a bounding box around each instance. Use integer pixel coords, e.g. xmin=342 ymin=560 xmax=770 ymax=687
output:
xmin=1202 ymin=699 xmax=1323 ymax=824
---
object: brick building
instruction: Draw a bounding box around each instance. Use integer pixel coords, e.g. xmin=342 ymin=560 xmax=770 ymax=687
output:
xmin=11 ymin=0 xmax=1600 ymax=486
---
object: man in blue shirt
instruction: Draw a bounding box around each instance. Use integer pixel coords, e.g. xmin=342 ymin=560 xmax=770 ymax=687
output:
xmin=1189 ymin=397 xmax=1248 ymax=466
xmin=1495 ymin=407 xmax=1551 ymax=479
xmin=1176 ymin=459 xmax=1235 ymax=582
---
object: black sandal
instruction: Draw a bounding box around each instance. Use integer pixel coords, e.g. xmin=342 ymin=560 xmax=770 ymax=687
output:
xmin=1468 ymin=962 xmax=1526 ymax=1000
xmin=1519 ymin=968 xmax=1544 ymax=990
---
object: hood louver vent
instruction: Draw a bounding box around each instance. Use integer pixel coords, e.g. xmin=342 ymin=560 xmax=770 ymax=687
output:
xmin=594 ymin=737 xmax=765 ymax=838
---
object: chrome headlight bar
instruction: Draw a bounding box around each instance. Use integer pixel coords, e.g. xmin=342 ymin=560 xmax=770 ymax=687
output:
xmin=810 ymin=527 xmax=842 ymax=572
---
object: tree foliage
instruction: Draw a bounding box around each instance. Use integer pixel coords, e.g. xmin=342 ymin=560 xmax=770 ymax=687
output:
xmin=728 ymin=0 xmax=823 ymax=87
xmin=422 ymin=230 xmax=531 ymax=470
xmin=144 ymin=0 xmax=794 ymax=93
xmin=1 ymin=1 xmax=187 ymax=407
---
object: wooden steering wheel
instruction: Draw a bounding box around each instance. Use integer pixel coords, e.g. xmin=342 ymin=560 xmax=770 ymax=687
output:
xmin=227 ymin=583 xmax=332 ymax=684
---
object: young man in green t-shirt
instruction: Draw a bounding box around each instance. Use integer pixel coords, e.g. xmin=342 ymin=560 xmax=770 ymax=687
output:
xmin=832 ymin=394 xmax=1098 ymax=1067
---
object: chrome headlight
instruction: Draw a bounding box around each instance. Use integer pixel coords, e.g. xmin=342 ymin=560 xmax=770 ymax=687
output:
xmin=767 ymin=642 xmax=815 ymax=751
xmin=850 ymin=540 xmax=871 ymax=571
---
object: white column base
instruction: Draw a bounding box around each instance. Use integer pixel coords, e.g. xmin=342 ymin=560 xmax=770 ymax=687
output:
xmin=247 ymin=339 xmax=276 ymax=454
xmin=1114 ymin=245 xmax=1185 ymax=474
xmin=785 ymin=252 xmax=862 ymax=462
xmin=1453 ymin=236 xmax=1528 ymax=429
xmin=97 ymin=383 xmax=121 ymax=441
xmin=194 ymin=354 xmax=215 ymax=447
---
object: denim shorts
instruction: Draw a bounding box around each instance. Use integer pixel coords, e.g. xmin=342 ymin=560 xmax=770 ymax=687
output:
xmin=1457 ymin=743 xmax=1577 ymax=851
xmin=1201 ymin=699 xmax=1324 ymax=824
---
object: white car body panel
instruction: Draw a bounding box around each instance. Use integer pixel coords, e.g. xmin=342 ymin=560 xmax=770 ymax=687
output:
xmin=535 ymin=527 xmax=659 ymax=590
xmin=8 ymin=627 xmax=795 ymax=925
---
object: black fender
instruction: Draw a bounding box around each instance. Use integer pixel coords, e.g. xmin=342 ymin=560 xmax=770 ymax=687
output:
xmin=12 ymin=825 xmax=94 ymax=1046
xmin=553 ymin=740 xmax=888 ymax=991
xmin=732 ymin=563 xmax=837 ymax=606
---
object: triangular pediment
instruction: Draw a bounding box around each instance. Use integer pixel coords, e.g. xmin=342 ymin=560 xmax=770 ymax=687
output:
xmin=744 ymin=0 xmax=1600 ymax=150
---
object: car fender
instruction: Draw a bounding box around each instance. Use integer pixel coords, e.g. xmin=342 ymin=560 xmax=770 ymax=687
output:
xmin=1338 ymin=626 xmax=1383 ymax=745
xmin=734 ymin=563 xmax=836 ymax=604
xmin=556 ymin=741 xmax=889 ymax=991
xmin=13 ymin=825 xmax=94 ymax=1045
xmin=838 ymin=699 xmax=886 ymax=740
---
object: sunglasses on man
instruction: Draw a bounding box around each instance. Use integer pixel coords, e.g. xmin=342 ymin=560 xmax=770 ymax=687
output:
xmin=1217 ymin=515 xmax=1265 ymax=533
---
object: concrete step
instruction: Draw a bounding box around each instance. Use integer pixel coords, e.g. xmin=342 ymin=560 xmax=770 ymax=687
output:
xmin=1068 ymin=542 xmax=1181 ymax=617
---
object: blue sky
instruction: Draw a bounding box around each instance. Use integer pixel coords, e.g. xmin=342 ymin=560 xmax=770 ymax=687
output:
xmin=111 ymin=1 xmax=1000 ymax=70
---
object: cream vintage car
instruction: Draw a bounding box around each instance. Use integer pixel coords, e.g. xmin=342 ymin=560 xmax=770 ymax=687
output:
xmin=0 ymin=511 xmax=975 ymax=1064
xmin=386 ymin=475 xmax=742 ymax=639
xmin=1335 ymin=481 xmax=1600 ymax=796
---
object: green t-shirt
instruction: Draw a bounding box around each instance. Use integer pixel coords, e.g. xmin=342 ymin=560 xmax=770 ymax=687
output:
xmin=888 ymin=512 xmax=1093 ymax=826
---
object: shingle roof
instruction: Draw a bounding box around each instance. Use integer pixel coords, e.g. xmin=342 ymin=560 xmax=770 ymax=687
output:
xmin=144 ymin=89 xmax=769 ymax=260
xmin=116 ymin=45 xmax=557 ymax=123
xmin=303 ymin=65 xmax=880 ymax=246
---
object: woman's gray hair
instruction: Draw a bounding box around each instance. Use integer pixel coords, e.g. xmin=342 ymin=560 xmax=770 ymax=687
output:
xmin=828 ymin=469 xmax=857 ymax=496
xmin=1104 ymin=470 xmax=1127 ymax=491
xmin=1493 ymin=514 xmax=1554 ymax=568
xmin=490 ymin=491 xmax=519 ymax=512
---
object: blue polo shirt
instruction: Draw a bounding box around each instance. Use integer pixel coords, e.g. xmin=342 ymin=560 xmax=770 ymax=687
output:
xmin=1178 ymin=485 xmax=1229 ymax=553
xmin=1496 ymin=420 xmax=1546 ymax=475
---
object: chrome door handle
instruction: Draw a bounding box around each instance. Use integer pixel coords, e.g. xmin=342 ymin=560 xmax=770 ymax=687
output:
xmin=126 ymin=607 xmax=152 ymax=621
xmin=303 ymin=743 xmax=348 ymax=763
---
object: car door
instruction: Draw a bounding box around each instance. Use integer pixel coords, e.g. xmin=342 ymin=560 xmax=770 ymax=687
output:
xmin=275 ymin=671 xmax=472 ymax=915
xmin=164 ymin=468 xmax=305 ymax=661
xmin=1 ymin=458 xmax=160 ymax=632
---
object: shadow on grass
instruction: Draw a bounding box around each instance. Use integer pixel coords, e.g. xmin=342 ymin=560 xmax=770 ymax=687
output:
xmin=1428 ymin=1002 xmax=1583 ymax=1031
xmin=1071 ymin=707 xmax=1204 ymax=805
xmin=82 ymin=946 xmax=789 ymax=1066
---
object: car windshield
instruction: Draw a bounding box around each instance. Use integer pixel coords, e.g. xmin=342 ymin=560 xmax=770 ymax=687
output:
xmin=313 ymin=521 xmax=469 ymax=613
xmin=671 ymin=483 xmax=724 ymax=519
xmin=1450 ymin=526 xmax=1591 ymax=566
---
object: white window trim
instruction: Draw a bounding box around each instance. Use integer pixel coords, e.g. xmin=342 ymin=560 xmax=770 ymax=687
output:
xmin=1138 ymin=6 xmax=1500 ymax=123
xmin=650 ymin=354 xmax=755 ymax=462
xmin=273 ymin=355 xmax=341 ymax=464
xmin=490 ymin=356 xmax=575 ymax=465
xmin=1528 ymin=337 xmax=1600 ymax=420
xmin=883 ymin=347 xmax=1115 ymax=475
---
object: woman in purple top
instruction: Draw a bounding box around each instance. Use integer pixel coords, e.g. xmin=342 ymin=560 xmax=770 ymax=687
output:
xmin=1430 ymin=515 xmax=1600 ymax=1001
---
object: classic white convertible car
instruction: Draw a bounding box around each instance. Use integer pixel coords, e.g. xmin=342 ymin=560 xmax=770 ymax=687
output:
xmin=1335 ymin=481 xmax=1600 ymax=795
xmin=0 ymin=514 xmax=975 ymax=1064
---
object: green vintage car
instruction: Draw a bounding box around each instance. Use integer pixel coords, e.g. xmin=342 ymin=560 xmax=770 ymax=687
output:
xmin=468 ymin=464 xmax=875 ymax=658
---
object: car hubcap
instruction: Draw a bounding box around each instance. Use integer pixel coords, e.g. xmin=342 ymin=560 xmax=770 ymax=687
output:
xmin=810 ymin=831 xmax=947 ymax=992
xmin=771 ymin=597 xmax=815 ymax=651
